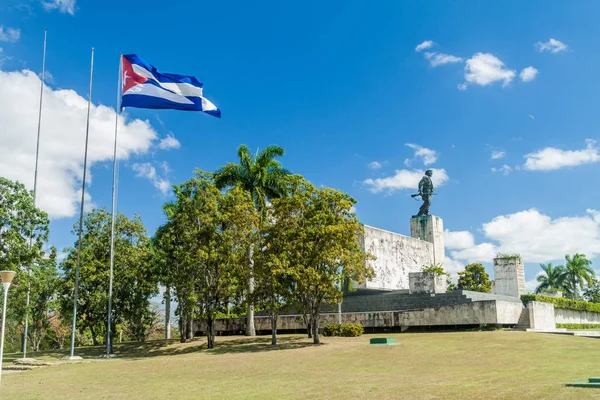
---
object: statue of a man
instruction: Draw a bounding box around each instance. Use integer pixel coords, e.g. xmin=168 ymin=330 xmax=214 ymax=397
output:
xmin=414 ymin=169 xmax=434 ymax=216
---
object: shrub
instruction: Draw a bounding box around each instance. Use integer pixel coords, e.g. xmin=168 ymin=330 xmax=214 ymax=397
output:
xmin=556 ymin=323 xmax=600 ymax=330
xmin=521 ymin=294 xmax=600 ymax=313
xmin=323 ymin=323 xmax=364 ymax=337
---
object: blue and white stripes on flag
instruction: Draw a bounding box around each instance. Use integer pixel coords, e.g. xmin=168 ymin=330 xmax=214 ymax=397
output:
xmin=120 ymin=54 xmax=221 ymax=118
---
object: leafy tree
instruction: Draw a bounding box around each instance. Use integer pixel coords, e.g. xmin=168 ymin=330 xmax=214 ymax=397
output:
xmin=561 ymin=253 xmax=594 ymax=301
xmin=156 ymin=172 xmax=257 ymax=348
xmin=60 ymin=208 xmax=158 ymax=347
xmin=535 ymin=263 xmax=566 ymax=294
xmin=0 ymin=177 xmax=50 ymax=353
xmin=0 ymin=177 xmax=49 ymax=271
xmin=583 ymin=279 xmax=600 ymax=303
xmin=214 ymin=144 xmax=291 ymax=336
xmin=266 ymin=177 xmax=374 ymax=344
xmin=457 ymin=263 xmax=492 ymax=293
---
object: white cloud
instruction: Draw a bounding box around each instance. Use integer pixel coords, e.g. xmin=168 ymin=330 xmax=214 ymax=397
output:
xmin=444 ymin=256 xmax=464 ymax=277
xmin=42 ymin=0 xmax=76 ymax=15
xmin=444 ymin=230 xmax=475 ymax=250
xmin=0 ymin=26 xmax=20 ymax=43
xmin=415 ymin=41 xmax=434 ymax=52
xmin=0 ymin=69 xmax=158 ymax=218
xmin=491 ymin=165 xmax=513 ymax=176
xmin=523 ymin=139 xmax=600 ymax=171
xmin=537 ymin=38 xmax=568 ymax=54
xmin=364 ymin=168 xmax=449 ymax=194
xmin=529 ymin=114 xmax=535 ymax=120
xmin=157 ymin=133 xmax=180 ymax=150
xmin=462 ymin=53 xmax=516 ymax=88
xmin=449 ymin=209 xmax=600 ymax=264
xmin=424 ymin=52 xmax=463 ymax=67
xmin=457 ymin=83 xmax=467 ymax=91
xmin=368 ymin=161 xmax=382 ymax=170
xmin=406 ymin=143 xmax=437 ymax=165
xmin=520 ymin=66 xmax=538 ymax=82
xmin=132 ymin=163 xmax=171 ymax=195
xmin=491 ymin=151 xmax=506 ymax=160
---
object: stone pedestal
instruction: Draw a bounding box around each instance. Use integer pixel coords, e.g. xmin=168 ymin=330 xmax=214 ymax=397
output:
xmin=409 ymin=272 xmax=447 ymax=294
xmin=410 ymin=215 xmax=444 ymax=267
xmin=493 ymin=256 xmax=525 ymax=298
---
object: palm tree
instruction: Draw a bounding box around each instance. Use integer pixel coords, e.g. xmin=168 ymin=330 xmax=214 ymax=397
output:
xmin=535 ymin=263 xmax=565 ymax=294
xmin=214 ymin=144 xmax=291 ymax=336
xmin=561 ymin=253 xmax=594 ymax=301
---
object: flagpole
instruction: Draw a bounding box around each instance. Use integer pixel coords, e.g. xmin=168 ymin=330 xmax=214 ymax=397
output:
xmin=22 ymin=28 xmax=48 ymax=360
xmin=69 ymin=47 xmax=94 ymax=359
xmin=105 ymin=54 xmax=122 ymax=358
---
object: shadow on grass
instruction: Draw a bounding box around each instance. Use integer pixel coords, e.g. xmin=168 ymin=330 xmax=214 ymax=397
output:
xmin=3 ymin=335 xmax=318 ymax=362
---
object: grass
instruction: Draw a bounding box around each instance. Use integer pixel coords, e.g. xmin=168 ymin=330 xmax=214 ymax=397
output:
xmin=1 ymin=330 xmax=599 ymax=399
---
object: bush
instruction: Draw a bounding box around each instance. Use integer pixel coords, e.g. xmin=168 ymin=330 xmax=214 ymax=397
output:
xmin=323 ymin=323 xmax=364 ymax=337
xmin=521 ymin=294 xmax=600 ymax=313
xmin=556 ymin=323 xmax=600 ymax=330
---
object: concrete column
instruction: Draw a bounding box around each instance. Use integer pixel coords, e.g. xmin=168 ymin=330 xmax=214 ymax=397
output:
xmin=493 ymin=256 xmax=525 ymax=298
xmin=410 ymin=215 xmax=445 ymax=267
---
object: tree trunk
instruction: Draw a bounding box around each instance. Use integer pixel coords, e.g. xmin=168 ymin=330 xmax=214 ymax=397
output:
xmin=186 ymin=312 xmax=194 ymax=340
xmin=573 ymin=276 xmax=578 ymax=301
xmin=165 ymin=286 xmax=171 ymax=340
xmin=311 ymin=315 xmax=320 ymax=344
xmin=246 ymin=245 xmax=256 ymax=336
xmin=301 ymin=311 xmax=311 ymax=338
xmin=207 ymin=317 xmax=215 ymax=349
xmin=179 ymin=311 xmax=187 ymax=343
xmin=271 ymin=311 xmax=278 ymax=345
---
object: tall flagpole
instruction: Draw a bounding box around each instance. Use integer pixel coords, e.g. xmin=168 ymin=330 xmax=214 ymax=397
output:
xmin=22 ymin=28 xmax=48 ymax=360
xmin=105 ymin=54 xmax=122 ymax=358
xmin=69 ymin=47 xmax=95 ymax=359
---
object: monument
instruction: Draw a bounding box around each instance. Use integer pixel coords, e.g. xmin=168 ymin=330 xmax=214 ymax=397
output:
xmin=409 ymin=170 xmax=444 ymax=266
xmin=202 ymin=169 xmax=528 ymax=335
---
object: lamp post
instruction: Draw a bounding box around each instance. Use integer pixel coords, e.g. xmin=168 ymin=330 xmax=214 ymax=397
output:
xmin=0 ymin=270 xmax=16 ymax=385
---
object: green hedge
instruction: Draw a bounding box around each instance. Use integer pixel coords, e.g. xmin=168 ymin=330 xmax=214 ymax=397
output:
xmin=521 ymin=294 xmax=600 ymax=313
xmin=556 ymin=323 xmax=600 ymax=330
xmin=323 ymin=323 xmax=364 ymax=337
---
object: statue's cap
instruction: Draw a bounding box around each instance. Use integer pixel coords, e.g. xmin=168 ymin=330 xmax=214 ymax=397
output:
xmin=425 ymin=169 xmax=433 ymax=175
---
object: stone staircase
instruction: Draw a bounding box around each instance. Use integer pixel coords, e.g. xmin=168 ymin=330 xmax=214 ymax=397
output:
xmin=516 ymin=307 xmax=530 ymax=330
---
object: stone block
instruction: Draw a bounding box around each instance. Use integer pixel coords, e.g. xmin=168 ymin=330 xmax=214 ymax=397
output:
xmin=528 ymin=301 xmax=556 ymax=330
xmin=493 ymin=256 xmax=525 ymax=298
xmin=409 ymin=271 xmax=447 ymax=294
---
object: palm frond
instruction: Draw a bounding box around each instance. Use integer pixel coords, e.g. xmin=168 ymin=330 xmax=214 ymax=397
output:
xmin=256 ymin=145 xmax=285 ymax=167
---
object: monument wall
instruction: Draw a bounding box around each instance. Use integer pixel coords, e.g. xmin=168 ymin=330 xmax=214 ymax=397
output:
xmin=356 ymin=225 xmax=433 ymax=291
xmin=196 ymin=300 xmax=524 ymax=334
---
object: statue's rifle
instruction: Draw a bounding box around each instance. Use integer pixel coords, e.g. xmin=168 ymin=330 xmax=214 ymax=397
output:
xmin=410 ymin=193 xmax=437 ymax=201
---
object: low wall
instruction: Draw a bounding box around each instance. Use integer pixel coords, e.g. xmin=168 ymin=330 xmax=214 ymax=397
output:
xmin=194 ymin=300 xmax=524 ymax=335
xmin=554 ymin=308 xmax=600 ymax=325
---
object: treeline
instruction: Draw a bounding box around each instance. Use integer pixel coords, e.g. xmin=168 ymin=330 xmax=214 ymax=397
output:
xmin=0 ymin=145 xmax=373 ymax=353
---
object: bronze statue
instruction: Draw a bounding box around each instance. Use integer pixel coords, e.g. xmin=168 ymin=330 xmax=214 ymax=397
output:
xmin=411 ymin=169 xmax=434 ymax=216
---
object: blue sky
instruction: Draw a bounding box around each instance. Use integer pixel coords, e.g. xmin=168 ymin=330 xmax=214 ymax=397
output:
xmin=1 ymin=0 xmax=600 ymax=290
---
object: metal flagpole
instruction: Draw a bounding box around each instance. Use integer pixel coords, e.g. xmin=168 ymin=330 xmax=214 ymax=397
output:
xmin=22 ymin=28 xmax=48 ymax=360
xmin=69 ymin=47 xmax=95 ymax=359
xmin=105 ymin=54 xmax=122 ymax=358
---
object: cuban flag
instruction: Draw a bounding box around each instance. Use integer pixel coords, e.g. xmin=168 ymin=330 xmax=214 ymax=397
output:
xmin=120 ymin=54 xmax=221 ymax=118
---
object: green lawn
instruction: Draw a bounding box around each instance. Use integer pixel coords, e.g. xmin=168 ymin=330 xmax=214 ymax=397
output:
xmin=1 ymin=330 xmax=599 ymax=399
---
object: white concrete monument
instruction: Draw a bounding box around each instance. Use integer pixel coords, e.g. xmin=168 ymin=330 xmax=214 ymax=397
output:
xmin=493 ymin=256 xmax=525 ymax=298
